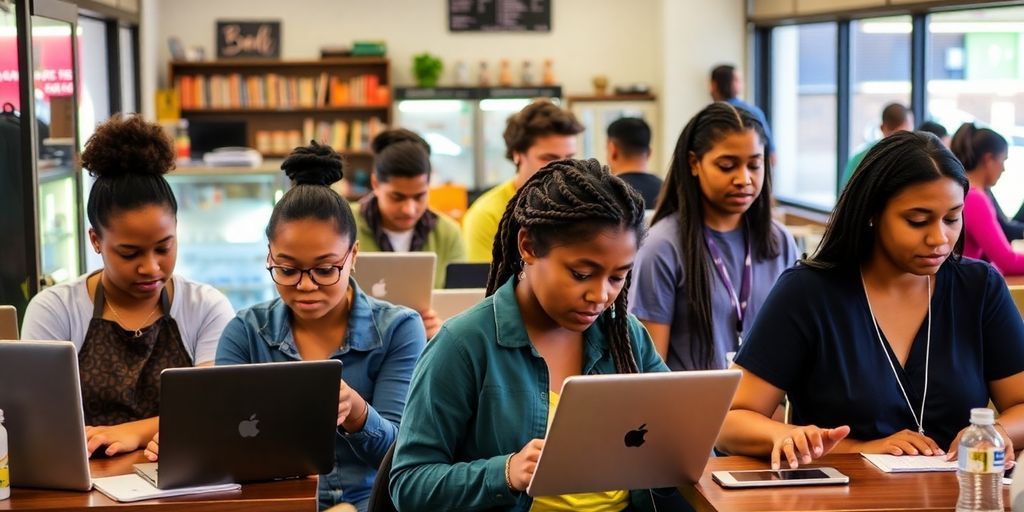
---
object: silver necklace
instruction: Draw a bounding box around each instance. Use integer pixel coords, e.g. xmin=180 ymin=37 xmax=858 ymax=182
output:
xmin=106 ymin=300 xmax=160 ymax=338
xmin=860 ymin=272 xmax=931 ymax=436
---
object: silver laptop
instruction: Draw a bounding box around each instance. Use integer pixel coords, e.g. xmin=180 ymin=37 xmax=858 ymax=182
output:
xmin=134 ymin=360 xmax=341 ymax=489
xmin=352 ymin=252 xmax=435 ymax=312
xmin=0 ymin=306 xmax=17 ymax=339
xmin=0 ymin=340 xmax=91 ymax=491
xmin=432 ymin=288 xmax=485 ymax=321
xmin=527 ymin=370 xmax=741 ymax=496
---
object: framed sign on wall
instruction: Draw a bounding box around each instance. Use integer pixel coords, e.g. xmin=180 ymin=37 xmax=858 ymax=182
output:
xmin=216 ymin=20 xmax=280 ymax=59
xmin=449 ymin=0 xmax=551 ymax=32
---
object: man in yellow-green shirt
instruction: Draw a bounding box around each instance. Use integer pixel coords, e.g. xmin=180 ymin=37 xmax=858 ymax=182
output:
xmin=463 ymin=100 xmax=584 ymax=261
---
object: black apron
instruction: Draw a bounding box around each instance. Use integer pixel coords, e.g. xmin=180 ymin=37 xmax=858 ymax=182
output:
xmin=78 ymin=281 xmax=192 ymax=426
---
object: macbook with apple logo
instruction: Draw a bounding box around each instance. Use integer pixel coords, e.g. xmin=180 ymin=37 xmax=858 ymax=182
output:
xmin=351 ymin=252 xmax=435 ymax=312
xmin=526 ymin=370 xmax=741 ymax=496
xmin=133 ymin=360 xmax=341 ymax=489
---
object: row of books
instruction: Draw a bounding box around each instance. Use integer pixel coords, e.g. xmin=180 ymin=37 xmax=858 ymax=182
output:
xmin=176 ymin=73 xmax=390 ymax=110
xmin=252 ymin=116 xmax=386 ymax=155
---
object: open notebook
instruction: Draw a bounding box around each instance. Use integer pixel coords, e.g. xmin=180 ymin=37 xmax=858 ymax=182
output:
xmin=92 ymin=474 xmax=240 ymax=502
xmin=862 ymin=453 xmax=957 ymax=473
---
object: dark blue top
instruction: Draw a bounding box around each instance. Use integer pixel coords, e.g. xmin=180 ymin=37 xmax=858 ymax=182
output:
xmin=726 ymin=97 xmax=775 ymax=153
xmin=216 ymin=279 xmax=426 ymax=512
xmin=734 ymin=259 xmax=1024 ymax=449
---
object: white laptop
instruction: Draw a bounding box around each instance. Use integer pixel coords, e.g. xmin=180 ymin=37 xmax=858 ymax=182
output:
xmin=0 ymin=305 xmax=17 ymax=339
xmin=0 ymin=340 xmax=92 ymax=491
xmin=527 ymin=370 xmax=741 ymax=496
xmin=432 ymin=288 xmax=485 ymax=321
xmin=353 ymin=253 xmax=435 ymax=312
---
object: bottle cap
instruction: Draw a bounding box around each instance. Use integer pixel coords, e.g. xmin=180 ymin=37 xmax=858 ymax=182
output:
xmin=971 ymin=407 xmax=995 ymax=425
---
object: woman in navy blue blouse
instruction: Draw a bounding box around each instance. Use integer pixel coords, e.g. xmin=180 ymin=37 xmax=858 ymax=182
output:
xmin=717 ymin=131 xmax=1024 ymax=470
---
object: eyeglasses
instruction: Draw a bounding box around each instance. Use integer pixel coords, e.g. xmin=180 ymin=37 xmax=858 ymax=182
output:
xmin=266 ymin=246 xmax=354 ymax=287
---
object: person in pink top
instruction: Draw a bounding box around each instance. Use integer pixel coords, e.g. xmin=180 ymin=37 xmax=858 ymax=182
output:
xmin=953 ymin=123 xmax=1024 ymax=275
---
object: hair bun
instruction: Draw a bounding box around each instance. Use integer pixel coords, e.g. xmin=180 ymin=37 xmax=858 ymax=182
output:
xmin=81 ymin=114 xmax=176 ymax=179
xmin=281 ymin=140 xmax=344 ymax=186
xmin=371 ymin=128 xmax=430 ymax=156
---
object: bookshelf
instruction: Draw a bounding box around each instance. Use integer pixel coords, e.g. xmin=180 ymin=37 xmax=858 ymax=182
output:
xmin=169 ymin=58 xmax=392 ymax=198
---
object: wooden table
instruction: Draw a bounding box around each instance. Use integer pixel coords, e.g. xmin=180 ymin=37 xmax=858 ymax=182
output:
xmin=0 ymin=451 xmax=317 ymax=511
xmin=1006 ymin=274 xmax=1024 ymax=287
xmin=680 ymin=453 xmax=1011 ymax=512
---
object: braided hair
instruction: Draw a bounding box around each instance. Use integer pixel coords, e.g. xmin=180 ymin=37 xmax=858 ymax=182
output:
xmin=485 ymin=158 xmax=646 ymax=373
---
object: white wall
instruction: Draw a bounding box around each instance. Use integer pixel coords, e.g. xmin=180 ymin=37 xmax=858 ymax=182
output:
xmin=144 ymin=0 xmax=747 ymax=170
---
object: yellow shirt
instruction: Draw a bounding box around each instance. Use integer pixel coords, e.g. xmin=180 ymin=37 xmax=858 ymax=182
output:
xmin=530 ymin=391 xmax=630 ymax=512
xmin=462 ymin=179 xmax=517 ymax=262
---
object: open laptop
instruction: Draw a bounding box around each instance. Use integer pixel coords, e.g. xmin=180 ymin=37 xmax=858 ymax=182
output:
xmin=134 ymin=360 xmax=341 ymax=489
xmin=352 ymin=253 xmax=435 ymax=312
xmin=0 ymin=305 xmax=17 ymax=339
xmin=432 ymin=288 xmax=485 ymax=321
xmin=444 ymin=262 xmax=490 ymax=289
xmin=0 ymin=340 xmax=92 ymax=491
xmin=527 ymin=370 xmax=741 ymax=496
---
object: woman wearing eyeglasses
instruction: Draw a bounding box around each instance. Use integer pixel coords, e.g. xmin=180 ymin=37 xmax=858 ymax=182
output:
xmin=146 ymin=142 xmax=426 ymax=512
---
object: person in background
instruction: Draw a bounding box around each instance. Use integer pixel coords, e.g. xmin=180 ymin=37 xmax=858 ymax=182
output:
xmin=710 ymin=64 xmax=775 ymax=166
xmin=21 ymin=114 xmax=234 ymax=457
xmin=918 ymin=120 xmax=950 ymax=148
xmin=352 ymin=128 xmax=466 ymax=336
xmin=143 ymin=141 xmax=426 ymax=512
xmin=462 ymin=100 xmax=584 ymax=262
xmin=391 ymin=159 xmax=669 ymax=511
xmin=841 ymin=103 xmax=914 ymax=188
xmin=718 ymin=131 xmax=1024 ymax=470
xmin=953 ymin=123 xmax=1024 ymax=273
xmin=629 ymin=102 xmax=797 ymax=370
xmin=606 ymin=117 xmax=663 ymax=209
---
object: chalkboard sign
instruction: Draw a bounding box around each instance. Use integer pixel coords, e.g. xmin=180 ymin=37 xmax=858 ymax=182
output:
xmin=449 ymin=0 xmax=551 ymax=32
xmin=216 ymin=20 xmax=280 ymax=59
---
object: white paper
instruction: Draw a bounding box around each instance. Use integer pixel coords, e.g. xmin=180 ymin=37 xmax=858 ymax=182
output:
xmin=92 ymin=473 xmax=240 ymax=503
xmin=862 ymin=453 xmax=958 ymax=473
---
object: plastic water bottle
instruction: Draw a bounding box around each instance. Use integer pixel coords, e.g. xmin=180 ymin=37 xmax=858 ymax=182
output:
xmin=0 ymin=408 xmax=9 ymax=500
xmin=956 ymin=408 xmax=1004 ymax=512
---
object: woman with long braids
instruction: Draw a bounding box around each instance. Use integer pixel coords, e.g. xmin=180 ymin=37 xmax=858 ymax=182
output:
xmin=629 ymin=102 xmax=797 ymax=370
xmin=390 ymin=158 xmax=668 ymax=511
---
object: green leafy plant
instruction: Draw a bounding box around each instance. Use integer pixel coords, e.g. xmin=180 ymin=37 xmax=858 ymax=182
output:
xmin=413 ymin=53 xmax=443 ymax=88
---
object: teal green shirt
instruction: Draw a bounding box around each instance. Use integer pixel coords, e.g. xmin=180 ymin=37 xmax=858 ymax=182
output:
xmin=389 ymin=278 xmax=669 ymax=511
xmin=840 ymin=140 xmax=877 ymax=190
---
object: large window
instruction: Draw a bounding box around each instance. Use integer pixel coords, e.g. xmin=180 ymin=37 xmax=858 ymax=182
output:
xmin=927 ymin=6 xmax=1024 ymax=218
xmin=772 ymin=23 xmax=837 ymax=210
xmin=850 ymin=16 xmax=912 ymax=153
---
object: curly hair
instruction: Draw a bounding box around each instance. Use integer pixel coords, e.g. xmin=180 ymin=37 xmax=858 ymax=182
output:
xmin=502 ymin=100 xmax=583 ymax=163
xmin=82 ymin=114 xmax=178 ymax=232
xmin=485 ymin=158 xmax=646 ymax=373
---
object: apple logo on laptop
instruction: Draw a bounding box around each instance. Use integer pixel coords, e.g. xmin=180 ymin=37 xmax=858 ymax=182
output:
xmin=624 ymin=424 xmax=647 ymax=448
xmin=238 ymin=414 xmax=260 ymax=438
xmin=371 ymin=278 xmax=387 ymax=298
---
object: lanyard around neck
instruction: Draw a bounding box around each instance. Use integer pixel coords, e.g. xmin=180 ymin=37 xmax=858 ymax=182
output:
xmin=861 ymin=272 xmax=932 ymax=436
xmin=704 ymin=227 xmax=753 ymax=343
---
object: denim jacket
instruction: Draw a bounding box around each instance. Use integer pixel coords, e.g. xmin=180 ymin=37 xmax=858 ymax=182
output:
xmin=389 ymin=278 xmax=669 ymax=511
xmin=216 ymin=279 xmax=426 ymax=511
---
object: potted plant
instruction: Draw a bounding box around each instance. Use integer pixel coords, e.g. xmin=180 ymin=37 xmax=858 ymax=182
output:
xmin=413 ymin=53 xmax=443 ymax=88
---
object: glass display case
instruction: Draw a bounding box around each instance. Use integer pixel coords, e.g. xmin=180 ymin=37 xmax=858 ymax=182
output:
xmin=165 ymin=164 xmax=288 ymax=310
xmin=395 ymin=87 xmax=561 ymax=192
xmin=568 ymin=94 xmax=660 ymax=173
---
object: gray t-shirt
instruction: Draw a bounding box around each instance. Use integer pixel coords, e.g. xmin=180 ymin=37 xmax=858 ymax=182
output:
xmin=628 ymin=216 xmax=798 ymax=370
xmin=21 ymin=273 xmax=235 ymax=365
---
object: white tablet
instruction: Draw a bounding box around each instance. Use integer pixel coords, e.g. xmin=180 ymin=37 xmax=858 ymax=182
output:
xmin=712 ymin=467 xmax=849 ymax=488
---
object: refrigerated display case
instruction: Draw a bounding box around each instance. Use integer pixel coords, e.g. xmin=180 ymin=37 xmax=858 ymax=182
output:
xmin=567 ymin=94 xmax=660 ymax=174
xmin=395 ymin=86 xmax=561 ymax=192
xmin=165 ymin=163 xmax=288 ymax=310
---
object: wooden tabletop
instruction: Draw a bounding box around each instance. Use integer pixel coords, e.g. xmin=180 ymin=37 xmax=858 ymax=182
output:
xmin=0 ymin=451 xmax=317 ymax=511
xmin=679 ymin=453 xmax=1010 ymax=512
xmin=1006 ymin=275 xmax=1024 ymax=287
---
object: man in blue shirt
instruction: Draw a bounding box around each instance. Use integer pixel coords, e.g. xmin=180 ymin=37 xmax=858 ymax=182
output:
xmin=710 ymin=64 xmax=775 ymax=165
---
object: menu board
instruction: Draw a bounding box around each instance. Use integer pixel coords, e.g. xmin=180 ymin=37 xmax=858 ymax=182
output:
xmin=449 ymin=0 xmax=551 ymax=32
